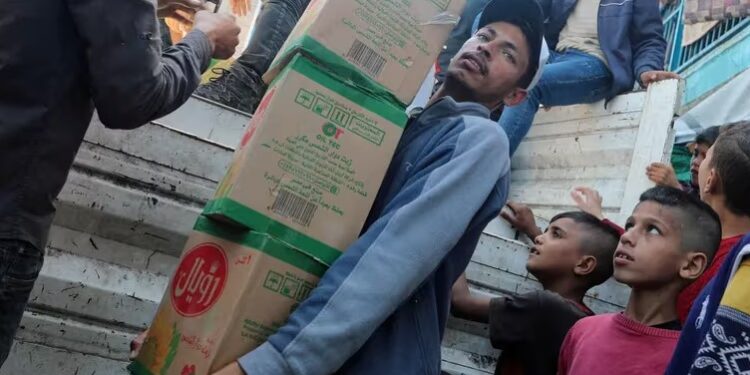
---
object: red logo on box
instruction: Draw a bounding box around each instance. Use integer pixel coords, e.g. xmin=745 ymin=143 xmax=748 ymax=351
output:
xmin=171 ymin=243 xmax=228 ymax=317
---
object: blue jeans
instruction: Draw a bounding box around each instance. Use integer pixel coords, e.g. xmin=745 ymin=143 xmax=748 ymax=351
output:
xmin=0 ymin=240 xmax=43 ymax=367
xmin=236 ymin=0 xmax=310 ymax=75
xmin=499 ymin=50 xmax=613 ymax=155
xmin=435 ymin=0 xmax=489 ymax=85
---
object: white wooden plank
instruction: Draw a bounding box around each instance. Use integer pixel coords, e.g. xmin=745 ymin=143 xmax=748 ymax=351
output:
xmin=441 ymin=347 xmax=496 ymax=374
xmin=508 ymin=179 xmax=625 ymax=209
xmin=532 ymin=90 xmax=646 ymax=125
xmin=153 ymin=95 xmax=251 ymax=149
xmin=84 ymin=119 xmax=233 ymax=183
xmin=526 ymin=112 xmax=640 ymax=140
xmin=536 ymin=90 xmax=646 ymax=121
xmin=511 ymin=148 xmax=635 ymax=174
xmin=15 ymin=310 xmax=134 ymax=361
xmin=74 ymin=142 xmax=218 ymax=204
xmin=55 ymin=169 xmax=201 ymax=256
xmin=517 ymin=127 xmax=638 ymax=156
xmin=442 ymin=360 xmax=493 ymax=375
xmin=471 ymin=235 xmax=532 ymax=277
xmin=442 ymin=329 xmax=498 ymax=359
xmin=618 ymin=79 xmax=681 ymax=223
xmin=510 ymin=165 xmax=631 ymax=182
xmin=47 ymin=225 xmax=179 ymax=279
xmin=31 ymin=249 xmax=166 ymax=329
xmin=0 ymin=341 xmax=128 ymax=375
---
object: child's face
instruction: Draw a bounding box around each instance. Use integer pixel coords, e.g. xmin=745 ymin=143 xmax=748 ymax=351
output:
xmin=526 ymin=218 xmax=585 ymax=279
xmin=698 ymin=145 xmax=715 ymax=200
xmin=690 ymin=143 xmax=710 ymax=186
xmin=614 ymin=202 xmax=685 ymax=288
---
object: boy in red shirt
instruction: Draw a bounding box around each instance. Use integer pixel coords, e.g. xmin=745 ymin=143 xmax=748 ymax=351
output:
xmin=452 ymin=209 xmax=620 ymax=375
xmin=676 ymin=123 xmax=750 ymax=322
xmin=557 ymin=186 xmax=721 ymax=375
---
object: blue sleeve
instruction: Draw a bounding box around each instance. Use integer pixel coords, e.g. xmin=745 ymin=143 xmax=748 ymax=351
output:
xmin=630 ymin=0 xmax=668 ymax=84
xmin=237 ymin=120 xmax=510 ymax=375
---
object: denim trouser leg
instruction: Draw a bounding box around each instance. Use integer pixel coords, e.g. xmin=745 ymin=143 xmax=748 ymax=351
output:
xmin=435 ymin=0 xmax=490 ymax=84
xmin=499 ymin=50 xmax=614 ymax=156
xmin=0 ymin=240 xmax=43 ymax=367
xmin=236 ymin=0 xmax=311 ymax=75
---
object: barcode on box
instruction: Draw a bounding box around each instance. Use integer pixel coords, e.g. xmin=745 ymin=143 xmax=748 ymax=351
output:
xmin=271 ymin=189 xmax=317 ymax=227
xmin=346 ymin=40 xmax=386 ymax=78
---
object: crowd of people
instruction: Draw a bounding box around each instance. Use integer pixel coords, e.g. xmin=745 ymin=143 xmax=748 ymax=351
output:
xmin=1 ymin=0 xmax=748 ymax=374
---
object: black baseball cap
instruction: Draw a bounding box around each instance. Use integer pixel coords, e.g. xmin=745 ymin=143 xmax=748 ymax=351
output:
xmin=476 ymin=0 xmax=547 ymax=90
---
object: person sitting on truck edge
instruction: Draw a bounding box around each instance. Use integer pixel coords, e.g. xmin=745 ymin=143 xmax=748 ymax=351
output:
xmin=195 ymin=0 xmax=311 ymax=113
xmin=451 ymin=206 xmax=620 ymax=375
xmin=209 ymin=0 xmax=546 ymax=374
xmin=557 ymin=186 xmax=722 ymax=375
xmin=0 ymin=0 xmax=240 ymax=367
xmin=665 ymin=121 xmax=750 ymax=375
xmin=646 ymin=126 xmax=722 ymax=201
xmin=435 ymin=0 xmax=679 ymax=155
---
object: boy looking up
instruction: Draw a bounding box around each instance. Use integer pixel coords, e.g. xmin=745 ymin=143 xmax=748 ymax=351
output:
xmin=666 ymin=121 xmax=750 ymax=375
xmin=558 ymin=186 xmax=722 ymax=375
xmin=452 ymin=209 xmax=620 ymax=375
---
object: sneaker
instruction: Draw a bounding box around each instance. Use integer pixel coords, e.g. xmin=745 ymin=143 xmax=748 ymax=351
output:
xmin=194 ymin=65 xmax=267 ymax=114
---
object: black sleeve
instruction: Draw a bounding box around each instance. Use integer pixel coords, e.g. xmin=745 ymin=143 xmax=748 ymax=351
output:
xmin=487 ymin=291 xmax=543 ymax=349
xmin=65 ymin=0 xmax=212 ymax=129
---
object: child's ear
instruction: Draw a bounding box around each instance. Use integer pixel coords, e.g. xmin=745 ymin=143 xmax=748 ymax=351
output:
xmin=704 ymin=168 xmax=720 ymax=195
xmin=503 ymin=88 xmax=528 ymax=107
xmin=680 ymin=252 xmax=709 ymax=281
xmin=573 ymin=255 xmax=597 ymax=277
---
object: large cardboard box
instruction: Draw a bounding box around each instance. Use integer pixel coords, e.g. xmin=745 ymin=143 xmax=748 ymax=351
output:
xmin=204 ymin=55 xmax=407 ymax=264
xmin=264 ymin=0 xmax=466 ymax=105
xmin=129 ymin=218 xmax=327 ymax=375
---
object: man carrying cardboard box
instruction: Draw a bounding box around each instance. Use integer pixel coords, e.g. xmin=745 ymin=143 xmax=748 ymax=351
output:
xmin=211 ymin=0 xmax=546 ymax=373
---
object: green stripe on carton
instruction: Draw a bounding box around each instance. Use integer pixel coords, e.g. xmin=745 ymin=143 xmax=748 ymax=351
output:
xmin=127 ymin=361 xmax=151 ymax=375
xmin=203 ymin=198 xmax=342 ymax=267
xmin=193 ymin=217 xmax=329 ymax=277
xmin=271 ymin=36 xmax=409 ymax=126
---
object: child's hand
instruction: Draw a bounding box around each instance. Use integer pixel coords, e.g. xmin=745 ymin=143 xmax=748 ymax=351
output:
xmin=639 ymin=70 xmax=680 ymax=87
xmin=501 ymin=202 xmax=541 ymax=239
xmin=129 ymin=329 xmax=149 ymax=360
xmin=646 ymin=162 xmax=681 ymax=189
xmin=158 ymin=0 xmax=206 ymax=21
xmin=571 ymin=187 xmax=604 ymax=220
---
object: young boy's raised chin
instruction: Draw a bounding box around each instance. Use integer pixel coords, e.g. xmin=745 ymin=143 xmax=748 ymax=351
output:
xmin=451 ymin=209 xmax=620 ymax=375
xmin=558 ymin=186 xmax=722 ymax=375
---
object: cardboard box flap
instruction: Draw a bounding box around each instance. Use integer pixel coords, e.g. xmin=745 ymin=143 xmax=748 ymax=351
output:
xmin=204 ymin=200 xmax=343 ymax=267
xmin=193 ymin=217 xmax=330 ymax=276
xmin=265 ymin=37 xmax=407 ymax=111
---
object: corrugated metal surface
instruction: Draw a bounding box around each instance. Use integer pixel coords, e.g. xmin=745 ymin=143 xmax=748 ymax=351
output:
xmin=3 ymin=80 xmax=679 ymax=374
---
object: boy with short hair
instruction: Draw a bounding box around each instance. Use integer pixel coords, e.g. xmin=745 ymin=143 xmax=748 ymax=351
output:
xmin=666 ymin=121 xmax=750 ymax=375
xmin=646 ymin=125 xmax=722 ymax=200
xmin=451 ymin=208 xmax=620 ymax=375
xmin=674 ymin=124 xmax=746 ymax=322
xmin=557 ymin=186 xmax=722 ymax=375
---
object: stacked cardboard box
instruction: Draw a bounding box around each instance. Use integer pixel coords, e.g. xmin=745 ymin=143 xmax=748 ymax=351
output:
xmin=265 ymin=0 xmax=467 ymax=105
xmin=130 ymin=218 xmax=327 ymax=375
xmin=131 ymin=0 xmax=464 ymax=373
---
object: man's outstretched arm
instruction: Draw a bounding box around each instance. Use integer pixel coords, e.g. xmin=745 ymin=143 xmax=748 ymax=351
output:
xmin=65 ymin=0 xmax=239 ymax=129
